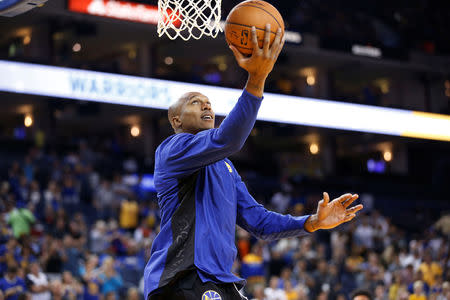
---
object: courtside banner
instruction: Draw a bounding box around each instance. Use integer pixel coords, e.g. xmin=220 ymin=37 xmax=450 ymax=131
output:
xmin=0 ymin=60 xmax=449 ymax=141
xmin=68 ymin=0 xmax=159 ymax=24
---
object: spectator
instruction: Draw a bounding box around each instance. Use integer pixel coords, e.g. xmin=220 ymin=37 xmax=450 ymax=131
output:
xmin=388 ymin=272 xmax=404 ymax=300
xmin=111 ymin=174 xmax=130 ymax=207
xmin=25 ymin=262 xmax=50 ymax=300
xmin=436 ymin=281 xmax=450 ymax=300
xmin=16 ymin=293 xmax=31 ymax=300
xmin=251 ymin=284 xmax=265 ymax=300
xmin=82 ymin=279 xmax=101 ymax=300
xmin=312 ymin=260 xmax=330 ymax=297
xmin=0 ymin=239 xmax=19 ymax=276
xmin=98 ymin=257 xmax=123 ymax=298
xmin=48 ymin=280 xmax=64 ymax=300
xmin=133 ymin=219 xmax=153 ymax=245
xmin=419 ymin=252 xmax=442 ymax=287
xmin=43 ymin=181 xmax=61 ymax=212
xmin=434 ymin=214 xmax=450 ymax=235
xmin=265 ymin=276 xmax=287 ymax=300
xmin=351 ymin=289 xmax=373 ymax=300
xmin=271 ymin=184 xmax=292 ymax=214
xmin=278 ymin=267 xmax=297 ymax=290
xmin=374 ymin=283 xmax=388 ymax=300
xmin=28 ymin=182 xmax=40 ymax=210
xmin=283 ymin=281 xmax=299 ymax=300
xmin=61 ymin=176 xmax=79 ymax=211
xmin=89 ymin=221 xmax=109 ymax=254
xmin=103 ymin=291 xmax=116 ymax=300
xmin=94 ymin=180 xmax=115 ymax=220
xmin=6 ymin=202 xmax=35 ymax=239
xmin=0 ymin=266 xmax=26 ymax=300
xmin=119 ymin=199 xmax=138 ymax=231
xmin=40 ymin=238 xmax=65 ymax=274
xmin=61 ymin=271 xmax=82 ymax=300
xmin=241 ymin=243 xmax=265 ymax=284
xmin=79 ymin=255 xmax=99 ymax=282
xmin=62 ymin=236 xmax=83 ymax=279
xmin=409 ymin=281 xmax=427 ymax=300
xmin=408 ymin=271 xmax=429 ymax=295
xmin=126 ymin=287 xmax=139 ymax=300
xmin=354 ymin=216 xmax=375 ymax=249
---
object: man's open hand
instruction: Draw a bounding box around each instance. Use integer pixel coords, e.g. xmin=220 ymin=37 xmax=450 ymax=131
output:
xmin=305 ymin=192 xmax=363 ymax=232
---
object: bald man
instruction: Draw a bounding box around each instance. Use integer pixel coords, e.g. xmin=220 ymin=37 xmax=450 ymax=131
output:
xmin=144 ymin=25 xmax=363 ymax=300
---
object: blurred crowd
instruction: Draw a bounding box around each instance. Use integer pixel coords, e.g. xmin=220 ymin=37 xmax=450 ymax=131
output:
xmin=0 ymin=142 xmax=449 ymax=300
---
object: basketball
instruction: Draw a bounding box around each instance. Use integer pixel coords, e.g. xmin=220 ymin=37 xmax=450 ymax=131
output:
xmin=225 ymin=0 xmax=285 ymax=56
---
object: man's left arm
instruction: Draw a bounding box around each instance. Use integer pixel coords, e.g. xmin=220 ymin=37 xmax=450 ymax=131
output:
xmin=236 ymin=176 xmax=364 ymax=240
xmin=235 ymin=176 xmax=310 ymax=241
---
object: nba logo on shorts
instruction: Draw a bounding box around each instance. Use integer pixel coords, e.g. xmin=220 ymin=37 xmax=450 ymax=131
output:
xmin=202 ymin=290 xmax=222 ymax=300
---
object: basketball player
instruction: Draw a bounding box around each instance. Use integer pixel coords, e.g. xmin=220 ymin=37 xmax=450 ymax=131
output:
xmin=144 ymin=25 xmax=363 ymax=300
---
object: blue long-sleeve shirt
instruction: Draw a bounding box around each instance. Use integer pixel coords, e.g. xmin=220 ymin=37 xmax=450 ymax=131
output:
xmin=144 ymin=90 xmax=310 ymax=298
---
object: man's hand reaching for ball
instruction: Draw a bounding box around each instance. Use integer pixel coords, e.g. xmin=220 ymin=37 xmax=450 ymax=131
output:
xmin=304 ymin=192 xmax=363 ymax=232
xmin=229 ymin=23 xmax=285 ymax=98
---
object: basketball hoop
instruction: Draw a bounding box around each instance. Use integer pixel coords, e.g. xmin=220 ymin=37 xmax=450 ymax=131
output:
xmin=157 ymin=0 xmax=222 ymax=40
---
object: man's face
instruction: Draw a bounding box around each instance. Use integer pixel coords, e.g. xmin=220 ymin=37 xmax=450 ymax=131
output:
xmin=173 ymin=92 xmax=215 ymax=134
xmin=353 ymin=296 xmax=370 ymax=300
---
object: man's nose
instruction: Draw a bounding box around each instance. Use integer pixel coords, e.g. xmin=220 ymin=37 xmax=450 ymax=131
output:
xmin=201 ymin=102 xmax=211 ymax=110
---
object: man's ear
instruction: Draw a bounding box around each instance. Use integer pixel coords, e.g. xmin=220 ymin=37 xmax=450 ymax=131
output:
xmin=171 ymin=116 xmax=181 ymax=130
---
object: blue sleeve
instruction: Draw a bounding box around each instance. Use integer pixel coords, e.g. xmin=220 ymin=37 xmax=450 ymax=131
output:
xmin=235 ymin=175 xmax=311 ymax=241
xmin=158 ymin=90 xmax=262 ymax=178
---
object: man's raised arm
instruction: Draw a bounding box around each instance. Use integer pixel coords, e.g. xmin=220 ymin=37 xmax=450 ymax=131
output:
xmin=160 ymin=25 xmax=285 ymax=177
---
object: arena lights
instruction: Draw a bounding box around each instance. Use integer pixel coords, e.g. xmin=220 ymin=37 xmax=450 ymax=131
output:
xmin=164 ymin=57 xmax=174 ymax=65
xmin=310 ymin=143 xmax=319 ymax=155
xmin=130 ymin=125 xmax=140 ymax=137
xmin=306 ymin=75 xmax=316 ymax=86
xmin=23 ymin=35 xmax=31 ymax=45
xmin=72 ymin=43 xmax=81 ymax=52
xmin=0 ymin=60 xmax=449 ymax=142
xmin=383 ymin=150 xmax=392 ymax=162
xmin=24 ymin=114 xmax=33 ymax=127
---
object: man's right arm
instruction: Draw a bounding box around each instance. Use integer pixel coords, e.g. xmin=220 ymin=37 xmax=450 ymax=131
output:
xmin=160 ymin=24 xmax=285 ymax=178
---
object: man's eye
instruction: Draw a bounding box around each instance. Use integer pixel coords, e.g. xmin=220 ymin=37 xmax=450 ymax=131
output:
xmin=192 ymin=100 xmax=199 ymax=104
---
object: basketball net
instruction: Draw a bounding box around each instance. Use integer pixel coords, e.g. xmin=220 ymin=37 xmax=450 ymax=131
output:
xmin=157 ymin=0 xmax=222 ymax=40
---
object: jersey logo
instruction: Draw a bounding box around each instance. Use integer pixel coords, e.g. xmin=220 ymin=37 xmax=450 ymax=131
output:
xmin=202 ymin=290 xmax=222 ymax=300
xmin=224 ymin=162 xmax=233 ymax=173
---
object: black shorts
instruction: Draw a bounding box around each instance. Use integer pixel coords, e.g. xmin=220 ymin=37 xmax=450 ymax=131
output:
xmin=149 ymin=270 xmax=247 ymax=300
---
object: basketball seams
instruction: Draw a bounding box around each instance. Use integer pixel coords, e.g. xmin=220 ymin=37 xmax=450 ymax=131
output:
xmin=225 ymin=22 xmax=278 ymax=35
xmin=233 ymin=4 xmax=283 ymax=29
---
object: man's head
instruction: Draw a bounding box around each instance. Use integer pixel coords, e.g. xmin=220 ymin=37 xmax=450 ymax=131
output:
xmin=168 ymin=92 xmax=215 ymax=134
xmin=351 ymin=289 xmax=373 ymax=300
xmin=29 ymin=262 xmax=40 ymax=275
xmin=6 ymin=265 xmax=18 ymax=278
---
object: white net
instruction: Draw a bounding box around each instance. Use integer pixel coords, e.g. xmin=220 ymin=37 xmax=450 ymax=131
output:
xmin=157 ymin=0 xmax=222 ymax=40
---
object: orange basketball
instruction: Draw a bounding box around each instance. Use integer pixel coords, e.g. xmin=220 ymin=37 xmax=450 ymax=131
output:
xmin=225 ymin=0 xmax=285 ymax=56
